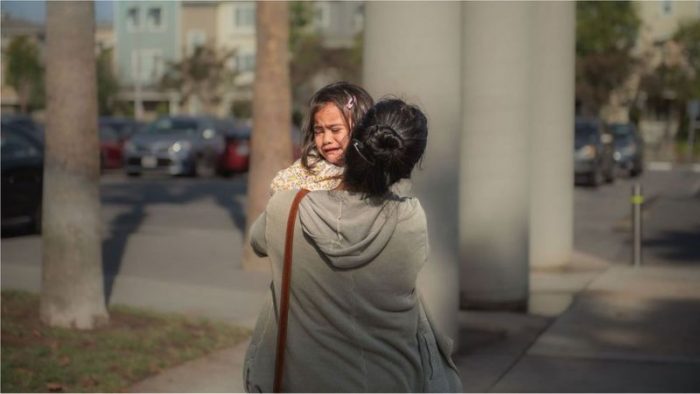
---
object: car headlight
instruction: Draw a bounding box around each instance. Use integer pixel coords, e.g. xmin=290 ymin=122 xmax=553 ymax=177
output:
xmin=169 ymin=141 xmax=191 ymax=154
xmin=576 ymin=145 xmax=596 ymax=159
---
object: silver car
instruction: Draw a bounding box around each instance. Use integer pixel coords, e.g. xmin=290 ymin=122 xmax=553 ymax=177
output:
xmin=124 ymin=116 xmax=225 ymax=177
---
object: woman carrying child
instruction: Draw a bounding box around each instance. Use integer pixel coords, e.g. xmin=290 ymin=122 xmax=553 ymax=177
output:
xmin=245 ymin=98 xmax=463 ymax=392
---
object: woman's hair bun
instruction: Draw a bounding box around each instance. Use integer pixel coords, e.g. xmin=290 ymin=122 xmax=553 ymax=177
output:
xmin=365 ymin=124 xmax=404 ymax=163
xmin=343 ymin=98 xmax=428 ymax=198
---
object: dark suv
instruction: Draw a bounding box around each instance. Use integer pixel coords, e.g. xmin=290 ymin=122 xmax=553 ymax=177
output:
xmin=574 ymin=118 xmax=616 ymax=187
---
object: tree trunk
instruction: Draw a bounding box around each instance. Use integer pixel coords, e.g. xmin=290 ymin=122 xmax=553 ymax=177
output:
xmin=242 ymin=2 xmax=293 ymax=271
xmin=41 ymin=1 xmax=109 ymax=329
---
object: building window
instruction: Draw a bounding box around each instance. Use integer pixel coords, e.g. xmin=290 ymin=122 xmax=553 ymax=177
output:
xmin=236 ymin=53 xmax=255 ymax=72
xmin=234 ymin=3 xmax=255 ymax=30
xmin=661 ymin=0 xmax=673 ymax=16
xmin=187 ymin=30 xmax=207 ymax=55
xmin=147 ymin=7 xmax=163 ymax=31
xmin=353 ymin=4 xmax=364 ymax=34
xmin=314 ymin=2 xmax=331 ymax=29
xmin=127 ymin=7 xmax=139 ymax=31
xmin=131 ymin=49 xmax=164 ymax=85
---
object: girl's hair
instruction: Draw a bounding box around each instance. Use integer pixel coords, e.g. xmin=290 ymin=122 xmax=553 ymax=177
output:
xmin=300 ymin=81 xmax=374 ymax=170
xmin=343 ymin=99 xmax=428 ymax=198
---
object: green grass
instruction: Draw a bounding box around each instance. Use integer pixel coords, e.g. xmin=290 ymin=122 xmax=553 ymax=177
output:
xmin=1 ymin=290 xmax=250 ymax=393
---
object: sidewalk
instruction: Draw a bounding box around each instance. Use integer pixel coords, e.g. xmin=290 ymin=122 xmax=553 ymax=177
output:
xmin=125 ymin=250 xmax=700 ymax=393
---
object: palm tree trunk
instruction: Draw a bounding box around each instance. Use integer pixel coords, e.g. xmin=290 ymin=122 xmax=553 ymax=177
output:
xmin=242 ymin=1 xmax=293 ymax=271
xmin=41 ymin=1 xmax=109 ymax=329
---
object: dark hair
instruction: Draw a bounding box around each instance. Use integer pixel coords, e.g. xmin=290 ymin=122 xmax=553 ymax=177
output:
xmin=300 ymin=81 xmax=374 ymax=170
xmin=343 ymin=99 xmax=428 ymax=198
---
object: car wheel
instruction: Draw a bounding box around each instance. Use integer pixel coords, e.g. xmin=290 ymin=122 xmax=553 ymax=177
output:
xmin=195 ymin=156 xmax=216 ymax=178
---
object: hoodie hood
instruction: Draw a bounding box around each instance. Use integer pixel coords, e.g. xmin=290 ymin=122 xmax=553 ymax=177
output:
xmin=298 ymin=180 xmax=415 ymax=270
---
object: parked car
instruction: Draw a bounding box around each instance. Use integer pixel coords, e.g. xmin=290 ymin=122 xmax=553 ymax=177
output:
xmin=1 ymin=124 xmax=43 ymax=233
xmin=1 ymin=114 xmax=44 ymax=142
xmin=100 ymin=126 xmax=125 ymax=169
xmin=574 ymin=117 xmax=616 ymax=186
xmin=609 ymin=122 xmax=644 ymax=177
xmin=124 ymin=116 xmax=226 ymax=177
xmin=99 ymin=117 xmax=145 ymax=170
xmin=218 ymin=118 xmax=251 ymax=175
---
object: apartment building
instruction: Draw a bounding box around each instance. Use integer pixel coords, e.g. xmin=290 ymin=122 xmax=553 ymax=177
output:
xmin=313 ymin=1 xmax=364 ymax=49
xmin=114 ymin=1 xmax=180 ymax=120
xmin=216 ymin=1 xmax=256 ymax=115
xmin=111 ymin=1 xmax=363 ymax=119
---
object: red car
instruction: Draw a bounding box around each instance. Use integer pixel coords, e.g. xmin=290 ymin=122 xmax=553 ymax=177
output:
xmin=218 ymin=120 xmax=251 ymax=175
xmin=217 ymin=123 xmax=302 ymax=174
xmin=99 ymin=117 xmax=145 ymax=170
xmin=100 ymin=127 xmax=124 ymax=169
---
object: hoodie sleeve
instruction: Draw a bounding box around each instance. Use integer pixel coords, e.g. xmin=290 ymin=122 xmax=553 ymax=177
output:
xmin=249 ymin=211 xmax=268 ymax=257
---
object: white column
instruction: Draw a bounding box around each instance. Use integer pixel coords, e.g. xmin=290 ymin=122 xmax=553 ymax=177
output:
xmin=363 ymin=1 xmax=461 ymax=341
xmin=460 ymin=2 xmax=534 ymax=309
xmin=530 ymin=2 xmax=576 ymax=269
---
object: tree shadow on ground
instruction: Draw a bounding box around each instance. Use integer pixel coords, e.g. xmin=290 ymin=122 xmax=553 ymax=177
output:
xmin=642 ymin=225 xmax=700 ymax=265
xmin=100 ymin=174 xmax=247 ymax=302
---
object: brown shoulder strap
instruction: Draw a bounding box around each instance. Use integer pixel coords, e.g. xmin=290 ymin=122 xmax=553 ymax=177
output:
xmin=273 ymin=189 xmax=310 ymax=393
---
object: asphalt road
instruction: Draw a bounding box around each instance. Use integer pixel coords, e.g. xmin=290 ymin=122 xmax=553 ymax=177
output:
xmin=2 ymin=165 xmax=698 ymax=296
xmin=574 ymin=164 xmax=700 ymax=267
xmin=2 ymin=171 xmax=251 ymax=302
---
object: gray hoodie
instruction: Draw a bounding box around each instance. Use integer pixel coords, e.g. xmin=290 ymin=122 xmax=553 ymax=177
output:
xmin=244 ymin=182 xmax=462 ymax=393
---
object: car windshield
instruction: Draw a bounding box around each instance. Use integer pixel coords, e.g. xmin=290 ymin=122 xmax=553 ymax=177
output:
xmin=575 ymin=122 xmax=597 ymax=145
xmin=146 ymin=118 xmax=200 ymax=135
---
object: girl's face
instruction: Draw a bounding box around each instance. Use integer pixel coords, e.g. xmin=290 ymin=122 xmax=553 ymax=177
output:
xmin=313 ymin=103 xmax=351 ymax=166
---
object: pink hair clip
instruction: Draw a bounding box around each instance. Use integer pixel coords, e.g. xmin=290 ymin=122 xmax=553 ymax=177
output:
xmin=346 ymin=95 xmax=355 ymax=110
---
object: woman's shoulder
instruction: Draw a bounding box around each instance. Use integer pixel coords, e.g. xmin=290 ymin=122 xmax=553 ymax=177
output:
xmin=395 ymin=195 xmax=427 ymax=229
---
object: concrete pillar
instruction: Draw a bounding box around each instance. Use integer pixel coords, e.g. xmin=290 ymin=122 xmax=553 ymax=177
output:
xmin=530 ymin=2 xmax=576 ymax=269
xmin=363 ymin=1 xmax=461 ymax=341
xmin=460 ymin=2 xmax=533 ymax=310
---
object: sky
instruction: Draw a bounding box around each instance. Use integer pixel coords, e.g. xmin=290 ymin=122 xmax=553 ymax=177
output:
xmin=1 ymin=0 xmax=114 ymax=24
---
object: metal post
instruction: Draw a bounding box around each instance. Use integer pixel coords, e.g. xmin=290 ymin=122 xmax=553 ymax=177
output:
xmin=632 ymin=183 xmax=643 ymax=268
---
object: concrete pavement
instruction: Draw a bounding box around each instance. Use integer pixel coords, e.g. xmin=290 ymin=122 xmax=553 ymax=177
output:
xmin=5 ymin=247 xmax=699 ymax=392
